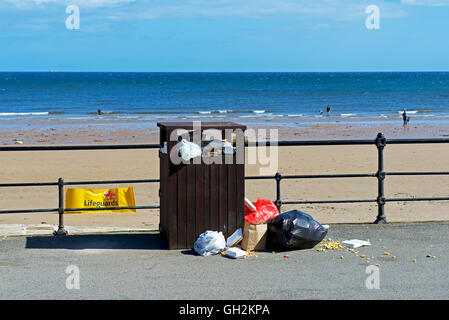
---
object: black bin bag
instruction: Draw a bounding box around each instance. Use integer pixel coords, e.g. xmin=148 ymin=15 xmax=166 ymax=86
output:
xmin=267 ymin=210 xmax=328 ymax=250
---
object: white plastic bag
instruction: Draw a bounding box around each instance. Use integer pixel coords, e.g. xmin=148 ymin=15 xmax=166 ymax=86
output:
xmin=205 ymin=139 xmax=234 ymax=155
xmin=160 ymin=142 xmax=167 ymax=154
xmin=178 ymin=139 xmax=202 ymax=161
xmin=194 ymin=231 xmax=226 ymax=256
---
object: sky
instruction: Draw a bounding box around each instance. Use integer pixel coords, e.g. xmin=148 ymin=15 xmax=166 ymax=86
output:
xmin=1 ymin=0 xmax=449 ymax=72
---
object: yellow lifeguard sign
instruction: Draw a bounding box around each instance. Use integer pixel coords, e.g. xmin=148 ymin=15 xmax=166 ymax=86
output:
xmin=65 ymin=187 xmax=136 ymax=213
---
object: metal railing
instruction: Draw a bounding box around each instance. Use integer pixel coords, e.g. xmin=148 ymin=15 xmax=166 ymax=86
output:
xmin=1 ymin=132 xmax=449 ymax=236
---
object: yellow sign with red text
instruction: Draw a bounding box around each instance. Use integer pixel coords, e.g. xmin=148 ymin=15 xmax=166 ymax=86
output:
xmin=65 ymin=187 xmax=136 ymax=213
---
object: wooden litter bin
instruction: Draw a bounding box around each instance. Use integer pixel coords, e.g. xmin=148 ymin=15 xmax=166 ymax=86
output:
xmin=158 ymin=121 xmax=247 ymax=249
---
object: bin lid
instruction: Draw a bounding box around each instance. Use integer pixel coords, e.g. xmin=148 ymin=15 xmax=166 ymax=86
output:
xmin=157 ymin=121 xmax=247 ymax=130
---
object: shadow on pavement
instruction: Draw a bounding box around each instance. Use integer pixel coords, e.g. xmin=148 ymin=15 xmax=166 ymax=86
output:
xmin=25 ymin=233 xmax=167 ymax=250
xmin=180 ymin=249 xmax=196 ymax=255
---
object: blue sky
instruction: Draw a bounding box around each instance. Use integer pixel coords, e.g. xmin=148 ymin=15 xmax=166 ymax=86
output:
xmin=1 ymin=0 xmax=449 ymax=71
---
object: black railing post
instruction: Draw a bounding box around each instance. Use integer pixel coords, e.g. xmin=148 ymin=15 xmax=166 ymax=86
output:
xmin=53 ymin=177 xmax=68 ymax=235
xmin=275 ymin=172 xmax=282 ymax=212
xmin=374 ymin=133 xmax=387 ymax=224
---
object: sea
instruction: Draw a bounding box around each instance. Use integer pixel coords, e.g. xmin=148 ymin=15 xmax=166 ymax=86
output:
xmin=1 ymin=72 xmax=449 ymax=126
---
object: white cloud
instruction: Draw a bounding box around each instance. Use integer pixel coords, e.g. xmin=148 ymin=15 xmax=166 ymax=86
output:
xmin=401 ymin=0 xmax=449 ymax=5
xmin=310 ymin=23 xmax=329 ymax=29
xmin=5 ymin=0 xmax=135 ymax=8
xmin=119 ymin=0 xmax=405 ymax=21
xmin=2 ymin=0 xmax=406 ymax=20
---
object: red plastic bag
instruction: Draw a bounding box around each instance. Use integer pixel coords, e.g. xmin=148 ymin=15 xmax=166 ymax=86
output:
xmin=244 ymin=197 xmax=279 ymax=224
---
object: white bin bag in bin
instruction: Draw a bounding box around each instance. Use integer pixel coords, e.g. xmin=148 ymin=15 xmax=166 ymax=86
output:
xmin=194 ymin=231 xmax=226 ymax=256
xmin=204 ymin=139 xmax=235 ymax=154
xmin=178 ymin=139 xmax=202 ymax=161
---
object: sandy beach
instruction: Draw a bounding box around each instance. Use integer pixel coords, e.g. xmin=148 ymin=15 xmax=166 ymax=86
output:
xmin=2 ymin=116 xmax=449 ymax=145
xmin=1 ymin=120 xmax=449 ymax=230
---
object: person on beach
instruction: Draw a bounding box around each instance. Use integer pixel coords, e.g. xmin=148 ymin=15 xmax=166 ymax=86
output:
xmin=319 ymin=110 xmax=323 ymax=115
xmin=97 ymin=109 xmax=102 ymax=115
xmin=402 ymin=109 xmax=407 ymax=126
xmin=326 ymin=105 xmax=331 ymax=115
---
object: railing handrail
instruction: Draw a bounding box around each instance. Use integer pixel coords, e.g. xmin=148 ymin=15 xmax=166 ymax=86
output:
xmin=6 ymin=170 xmax=449 ymax=188
xmin=2 ymin=136 xmax=449 ymax=152
xmin=0 ymin=144 xmax=160 ymax=151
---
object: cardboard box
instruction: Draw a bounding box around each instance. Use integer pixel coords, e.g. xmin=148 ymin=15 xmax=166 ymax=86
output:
xmin=241 ymin=222 xmax=267 ymax=251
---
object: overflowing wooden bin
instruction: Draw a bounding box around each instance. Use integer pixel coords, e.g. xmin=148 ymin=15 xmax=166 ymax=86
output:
xmin=158 ymin=121 xmax=247 ymax=249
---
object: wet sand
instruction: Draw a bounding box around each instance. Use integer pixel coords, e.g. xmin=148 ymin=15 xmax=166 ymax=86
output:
xmin=2 ymin=116 xmax=449 ymax=145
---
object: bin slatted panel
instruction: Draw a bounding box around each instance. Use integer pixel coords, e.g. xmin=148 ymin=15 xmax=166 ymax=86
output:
xmin=158 ymin=121 xmax=247 ymax=249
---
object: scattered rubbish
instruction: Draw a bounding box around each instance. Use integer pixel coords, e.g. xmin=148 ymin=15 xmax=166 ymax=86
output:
xmin=244 ymin=198 xmax=279 ymax=224
xmin=204 ymin=139 xmax=234 ymax=155
xmin=320 ymin=240 xmax=346 ymax=251
xmin=267 ymin=210 xmax=328 ymax=250
xmin=178 ymin=139 xmax=202 ymax=161
xmin=322 ymin=225 xmax=330 ymax=230
xmin=375 ymin=264 xmax=380 ymax=267
xmin=241 ymin=222 xmax=267 ymax=251
xmin=341 ymin=239 xmax=371 ymax=249
xmin=317 ymin=239 xmax=359 ymax=254
xmin=383 ymin=252 xmax=390 ymax=255
xmin=15 ymin=140 xmax=23 ymax=145
xmin=244 ymin=197 xmax=257 ymax=212
xmin=246 ymin=251 xmax=258 ymax=258
xmin=240 ymin=197 xmax=279 ymax=251
xmin=413 ymin=259 xmax=417 ymax=263
xmin=222 ymin=140 xmax=235 ymax=154
xmin=224 ymin=247 xmax=247 ymax=259
xmin=360 ymin=254 xmax=367 ymax=258
xmin=283 ymin=255 xmax=290 ymax=258
xmin=226 ymin=228 xmax=243 ymax=248
xmin=194 ymin=231 xmax=226 ymax=256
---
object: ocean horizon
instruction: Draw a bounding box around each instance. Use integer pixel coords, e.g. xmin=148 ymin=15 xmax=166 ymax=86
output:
xmin=1 ymin=72 xmax=449 ymax=123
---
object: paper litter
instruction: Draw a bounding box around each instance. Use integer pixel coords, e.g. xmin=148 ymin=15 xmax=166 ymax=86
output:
xmin=341 ymin=239 xmax=371 ymax=249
